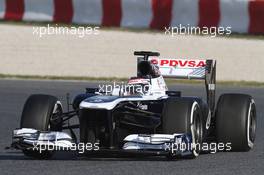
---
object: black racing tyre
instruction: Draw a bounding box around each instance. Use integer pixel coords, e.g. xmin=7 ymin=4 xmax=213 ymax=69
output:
xmin=216 ymin=94 xmax=256 ymax=152
xmin=20 ymin=94 xmax=63 ymax=159
xmin=162 ymin=98 xmax=203 ymax=158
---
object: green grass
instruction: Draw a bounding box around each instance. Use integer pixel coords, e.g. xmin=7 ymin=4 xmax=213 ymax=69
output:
xmin=0 ymin=73 xmax=263 ymax=87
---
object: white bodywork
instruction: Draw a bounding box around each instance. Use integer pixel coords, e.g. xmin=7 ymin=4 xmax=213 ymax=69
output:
xmin=79 ymin=76 xmax=168 ymax=110
xmin=13 ymin=128 xmax=73 ymax=148
xmin=122 ymin=134 xmax=193 ymax=156
xmin=80 ymin=58 xmax=208 ymax=110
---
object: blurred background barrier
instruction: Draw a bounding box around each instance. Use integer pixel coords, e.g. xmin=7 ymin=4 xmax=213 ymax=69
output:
xmin=0 ymin=0 xmax=264 ymax=34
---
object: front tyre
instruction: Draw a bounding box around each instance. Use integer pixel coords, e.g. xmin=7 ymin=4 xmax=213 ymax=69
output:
xmin=216 ymin=94 xmax=256 ymax=151
xmin=162 ymin=98 xmax=203 ymax=158
xmin=20 ymin=94 xmax=63 ymax=159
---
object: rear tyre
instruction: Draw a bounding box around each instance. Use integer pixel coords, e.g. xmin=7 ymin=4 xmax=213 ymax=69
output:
xmin=162 ymin=98 xmax=203 ymax=158
xmin=20 ymin=94 xmax=63 ymax=159
xmin=216 ymin=94 xmax=256 ymax=151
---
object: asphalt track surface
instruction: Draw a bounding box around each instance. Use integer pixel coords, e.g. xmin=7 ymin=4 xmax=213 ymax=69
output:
xmin=0 ymin=79 xmax=263 ymax=175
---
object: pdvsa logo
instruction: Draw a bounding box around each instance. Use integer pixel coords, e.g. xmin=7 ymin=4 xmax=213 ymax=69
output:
xmin=150 ymin=58 xmax=206 ymax=68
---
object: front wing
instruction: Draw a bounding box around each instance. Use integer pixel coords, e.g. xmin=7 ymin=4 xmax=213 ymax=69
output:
xmin=11 ymin=128 xmax=194 ymax=157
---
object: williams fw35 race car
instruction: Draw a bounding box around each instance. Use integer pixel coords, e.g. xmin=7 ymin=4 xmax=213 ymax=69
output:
xmin=10 ymin=51 xmax=257 ymax=159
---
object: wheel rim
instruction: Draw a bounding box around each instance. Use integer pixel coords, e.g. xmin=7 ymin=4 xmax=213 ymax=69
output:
xmin=247 ymin=100 xmax=256 ymax=148
xmin=190 ymin=102 xmax=203 ymax=157
xmin=194 ymin=113 xmax=203 ymax=144
xmin=49 ymin=101 xmax=63 ymax=131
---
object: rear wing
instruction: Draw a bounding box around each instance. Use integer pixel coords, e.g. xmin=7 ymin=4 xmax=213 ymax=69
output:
xmin=149 ymin=57 xmax=209 ymax=80
xmin=134 ymin=51 xmax=216 ymax=113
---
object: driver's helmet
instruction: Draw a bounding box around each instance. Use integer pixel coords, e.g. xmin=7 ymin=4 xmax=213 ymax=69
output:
xmin=125 ymin=78 xmax=151 ymax=96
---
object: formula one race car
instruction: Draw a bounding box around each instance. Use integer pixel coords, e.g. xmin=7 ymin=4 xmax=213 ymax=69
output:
xmin=11 ymin=51 xmax=257 ymax=159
